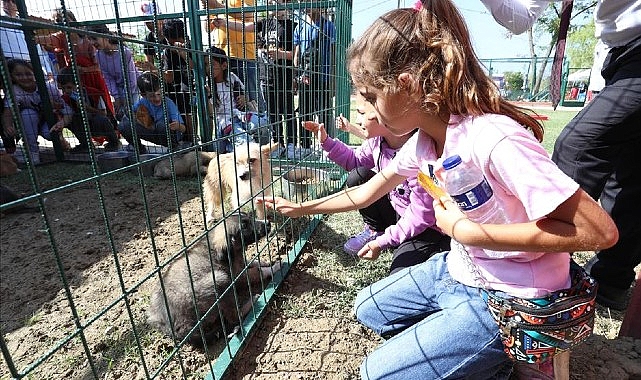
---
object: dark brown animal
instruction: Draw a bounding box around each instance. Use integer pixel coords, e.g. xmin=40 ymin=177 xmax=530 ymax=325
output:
xmin=0 ymin=153 xmax=19 ymax=177
xmin=147 ymin=213 xmax=281 ymax=346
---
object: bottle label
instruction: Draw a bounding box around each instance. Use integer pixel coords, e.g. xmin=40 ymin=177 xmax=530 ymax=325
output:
xmin=451 ymin=180 xmax=494 ymax=211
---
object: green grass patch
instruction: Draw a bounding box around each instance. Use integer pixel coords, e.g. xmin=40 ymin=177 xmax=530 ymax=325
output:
xmin=528 ymin=108 xmax=580 ymax=153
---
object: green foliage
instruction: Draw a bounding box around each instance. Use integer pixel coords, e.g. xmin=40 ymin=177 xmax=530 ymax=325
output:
xmin=503 ymin=71 xmax=525 ymax=91
xmin=567 ymin=19 xmax=597 ymax=68
xmin=533 ymin=0 xmax=596 ymax=56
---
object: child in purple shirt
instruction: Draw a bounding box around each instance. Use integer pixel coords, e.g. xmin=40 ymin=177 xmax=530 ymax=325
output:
xmin=304 ymin=102 xmax=449 ymax=274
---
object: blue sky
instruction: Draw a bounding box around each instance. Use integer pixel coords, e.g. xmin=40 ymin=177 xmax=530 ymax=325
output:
xmin=352 ymin=0 xmax=539 ymax=60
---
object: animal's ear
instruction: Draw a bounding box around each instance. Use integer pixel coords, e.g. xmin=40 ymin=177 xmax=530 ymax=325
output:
xmin=261 ymin=142 xmax=280 ymax=155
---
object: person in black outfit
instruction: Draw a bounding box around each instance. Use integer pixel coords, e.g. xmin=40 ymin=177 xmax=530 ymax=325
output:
xmin=140 ymin=2 xmax=166 ymax=72
xmin=256 ymin=0 xmax=297 ymax=157
xmin=162 ymin=19 xmax=194 ymax=145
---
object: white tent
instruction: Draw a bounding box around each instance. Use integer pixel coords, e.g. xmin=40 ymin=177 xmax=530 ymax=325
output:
xmin=567 ymin=69 xmax=591 ymax=82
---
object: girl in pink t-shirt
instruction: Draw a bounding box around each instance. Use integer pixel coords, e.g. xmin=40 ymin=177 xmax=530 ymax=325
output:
xmin=261 ymin=2 xmax=618 ymax=379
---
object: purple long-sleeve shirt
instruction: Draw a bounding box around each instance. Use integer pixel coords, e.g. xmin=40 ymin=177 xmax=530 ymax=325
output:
xmin=321 ymin=135 xmax=438 ymax=250
xmin=95 ymin=46 xmax=140 ymax=102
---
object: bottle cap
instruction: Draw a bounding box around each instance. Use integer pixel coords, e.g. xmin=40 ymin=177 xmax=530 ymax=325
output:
xmin=442 ymin=155 xmax=462 ymax=170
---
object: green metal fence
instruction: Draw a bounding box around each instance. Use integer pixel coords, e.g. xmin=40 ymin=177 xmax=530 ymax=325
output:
xmin=0 ymin=0 xmax=352 ymax=378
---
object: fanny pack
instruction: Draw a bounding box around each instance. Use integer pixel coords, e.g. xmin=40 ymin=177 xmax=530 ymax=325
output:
xmin=450 ymin=241 xmax=598 ymax=364
xmin=480 ymin=261 xmax=597 ymax=364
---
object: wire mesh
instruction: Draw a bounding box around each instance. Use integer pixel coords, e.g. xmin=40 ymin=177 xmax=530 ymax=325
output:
xmin=0 ymin=0 xmax=351 ymax=378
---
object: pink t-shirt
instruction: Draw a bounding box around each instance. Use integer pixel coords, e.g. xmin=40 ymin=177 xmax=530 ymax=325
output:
xmin=391 ymin=114 xmax=579 ymax=298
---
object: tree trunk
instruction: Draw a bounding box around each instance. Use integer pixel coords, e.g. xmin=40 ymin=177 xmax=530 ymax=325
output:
xmin=534 ymin=42 xmax=554 ymax=95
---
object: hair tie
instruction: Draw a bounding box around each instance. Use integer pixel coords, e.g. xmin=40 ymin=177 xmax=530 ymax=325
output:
xmin=413 ymin=0 xmax=423 ymax=11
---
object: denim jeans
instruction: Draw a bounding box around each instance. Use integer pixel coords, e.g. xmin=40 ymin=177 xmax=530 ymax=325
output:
xmin=353 ymin=252 xmax=512 ymax=380
xmin=20 ymin=108 xmax=51 ymax=158
xmin=215 ymin=116 xmax=252 ymax=153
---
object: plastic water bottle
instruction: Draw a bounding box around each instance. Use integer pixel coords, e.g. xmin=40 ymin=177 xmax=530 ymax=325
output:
xmin=441 ymin=155 xmax=507 ymax=224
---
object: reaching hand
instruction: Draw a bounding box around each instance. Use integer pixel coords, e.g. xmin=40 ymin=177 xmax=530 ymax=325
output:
xmin=258 ymin=197 xmax=306 ymax=218
xmin=302 ymin=120 xmax=327 ymax=143
xmin=336 ymin=113 xmax=368 ymax=139
xmin=357 ymin=241 xmax=381 ymax=261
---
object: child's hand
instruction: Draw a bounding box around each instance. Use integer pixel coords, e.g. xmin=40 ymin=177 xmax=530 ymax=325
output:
xmin=169 ymin=121 xmax=186 ymax=133
xmin=302 ymin=120 xmax=327 ymax=143
xmin=433 ymin=196 xmax=472 ymax=241
xmin=337 ymin=113 xmax=368 ymax=139
xmin=357 ymin=241 xmax=381 ymax=261
xmin=336 ymin=114 xmax=350 ymax=132
xmin=257 ymin=197 xmax=306 ymax=218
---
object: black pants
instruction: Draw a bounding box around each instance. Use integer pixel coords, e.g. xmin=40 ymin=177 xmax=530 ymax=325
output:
xmin=551 ymin=37 xmax=641 ymax=290
xmin=346 ymin=167 xmax=451 ymax=275
xmin=266 ymin=81 xmax=295 ymax=146
xmin=297 ymin=73 xmax=333 ymax=148
xmin=70 ymin=113 xmax=119 ymax=148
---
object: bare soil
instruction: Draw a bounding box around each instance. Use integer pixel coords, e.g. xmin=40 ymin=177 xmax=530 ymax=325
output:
xmin=1 ymin=162 xmax=640 ymax=380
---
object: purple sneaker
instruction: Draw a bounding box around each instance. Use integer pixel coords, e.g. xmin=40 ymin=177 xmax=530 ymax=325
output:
xmin=343 ymin=226 xmax=383 ymax=258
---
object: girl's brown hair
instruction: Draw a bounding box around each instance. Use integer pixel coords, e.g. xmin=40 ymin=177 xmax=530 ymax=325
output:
xmin=347 ymin=1 xmax=543 ymax=141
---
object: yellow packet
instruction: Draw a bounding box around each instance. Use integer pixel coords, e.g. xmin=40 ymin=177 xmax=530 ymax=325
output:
xmin=417 ymin=170 xmax=447 ymax=199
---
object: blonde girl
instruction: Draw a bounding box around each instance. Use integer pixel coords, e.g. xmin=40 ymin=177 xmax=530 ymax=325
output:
xmin=261 ymin=1 xmax=617 ymax=379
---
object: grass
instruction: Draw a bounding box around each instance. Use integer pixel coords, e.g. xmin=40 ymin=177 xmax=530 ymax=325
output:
xmin=529 ymin=107 xmax=581 ymax=153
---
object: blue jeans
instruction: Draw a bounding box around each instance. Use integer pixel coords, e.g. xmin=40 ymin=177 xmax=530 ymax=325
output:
xmin=353 ymin=252 xmax=512 ymax=380
xmin=215 ymin=116 xmax=252 ymax=153
xmin=20 ymin=108 xmax=51 ymax=157
xmin=229 ymin=58 xmax=266 ymax=113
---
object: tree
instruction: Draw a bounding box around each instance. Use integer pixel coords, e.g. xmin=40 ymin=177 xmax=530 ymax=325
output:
xmin=503 ymin=71 xmax=524 ymax=91
xmin=567 ymin=19 xmax=597 ymax=68
xmin=526 ymin=1 xmax=595 ymax=96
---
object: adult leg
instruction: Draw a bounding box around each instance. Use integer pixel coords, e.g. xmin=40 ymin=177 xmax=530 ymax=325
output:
xmin=229 ymin=58 xmax=263 ymax=112
xmin=552 ymin=60 xmax=641 ymax=307
xmin=266 ymin=84 xmax=283 ymax=145
xmin=297 ymin=80 xmax=314 ymax=149
xmin=389 ymin=228 xmax=451 ymax=275
xmin=354 ymin=253 xmax=509 ymax=379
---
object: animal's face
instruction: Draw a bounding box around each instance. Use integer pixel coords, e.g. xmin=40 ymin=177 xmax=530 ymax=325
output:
xmin=230 ymin=143 xmax=264 ymax=181
xmin=211 ymin=212 xmax=270 ymax=253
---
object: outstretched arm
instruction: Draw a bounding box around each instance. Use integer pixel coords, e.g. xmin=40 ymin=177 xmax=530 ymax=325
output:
xmin=261 ymin=166 xmax=406 ymax=218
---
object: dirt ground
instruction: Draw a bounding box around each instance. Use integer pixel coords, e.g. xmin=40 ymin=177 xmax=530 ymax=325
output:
xmin=1 ymin=162 xmax=641 ymax=380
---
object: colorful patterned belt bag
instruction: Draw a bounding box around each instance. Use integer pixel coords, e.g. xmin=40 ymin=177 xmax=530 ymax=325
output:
xmin=480 ymin=261 xmax=598 ymax=364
